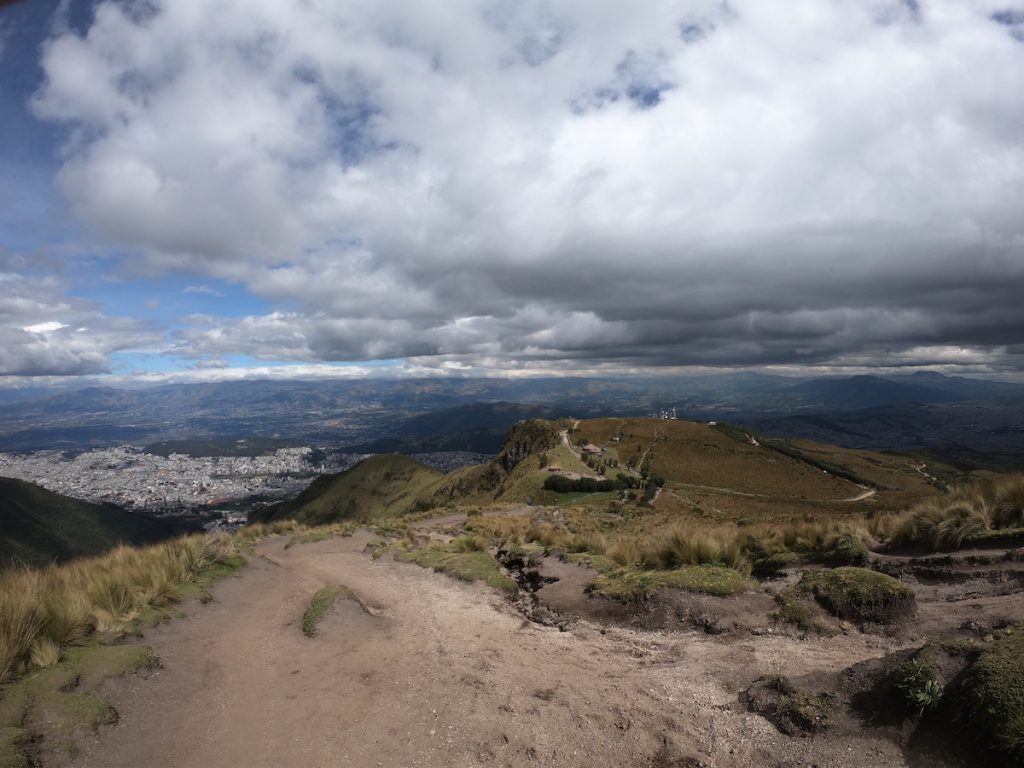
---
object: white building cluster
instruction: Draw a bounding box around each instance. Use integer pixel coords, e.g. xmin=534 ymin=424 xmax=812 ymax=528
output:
xmin=0 ymin=446 xmax=360 ymax=514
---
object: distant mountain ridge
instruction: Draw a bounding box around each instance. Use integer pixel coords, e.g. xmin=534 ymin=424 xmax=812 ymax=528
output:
xmin=782 ymin=374 xmax=960 ymax=410
xmin=0 ymin=373 xmax=1022 ymax=463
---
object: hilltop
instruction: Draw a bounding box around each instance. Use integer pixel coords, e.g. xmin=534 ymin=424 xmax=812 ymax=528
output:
xmin=0 ymin=477 xmax=181 ymax=568
xmin=257 ymin=416 xmax=948 ymax=528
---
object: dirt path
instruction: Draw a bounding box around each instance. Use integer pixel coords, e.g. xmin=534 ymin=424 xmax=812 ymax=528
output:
xmin=844 ymin=487 xmax=878 ymax=502
xmin=68 ymin=533 xmax=938 ymax=768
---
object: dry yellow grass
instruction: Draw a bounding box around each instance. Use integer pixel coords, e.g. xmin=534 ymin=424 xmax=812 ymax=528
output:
xmin=0 ymin=533 xmax=239 ymax=684
xmin=887 ymin=473 xmax=1024 ymax=551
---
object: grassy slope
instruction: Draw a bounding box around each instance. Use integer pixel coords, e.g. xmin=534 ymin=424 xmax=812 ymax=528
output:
xmin=574 ymin=418 xmax=862 ymax=498
xmin=251 ymin=454 xmax=443 ymax=526
xmin=252 ymin=415 xmax=958 ymax=540
xmin=0 ymin=478 xmax=178 ymax=569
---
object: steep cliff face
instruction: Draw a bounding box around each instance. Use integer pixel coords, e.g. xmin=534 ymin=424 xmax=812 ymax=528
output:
xmin=495 ymin=419 xmax=560 ymax=473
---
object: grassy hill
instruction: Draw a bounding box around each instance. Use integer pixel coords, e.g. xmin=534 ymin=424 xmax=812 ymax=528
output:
xmin=254 ymin=420 xmax=564 ymax=525
xmin=250 ymin=454 xmax=444 ymax=526
xmin=0 ymin=477 xmax=181 ymax=569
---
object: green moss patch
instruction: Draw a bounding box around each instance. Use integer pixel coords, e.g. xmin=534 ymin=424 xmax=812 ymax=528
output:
xmin=302 ymin=585 xmax=364 ymax=637
xmin=396 ymin=545 xmax=517 ymax=592
xmin=589 ymin=565 xmax=756 ymax=602
xmin=795 ymin=567 xmax=915 ymax=624
xmin=0 ymin=644 xmax=157 ymax=765
xmin=772 ymin=591 xmax=835 ymax=636
xmin=169 ymin=554 xmax=247 ymax=605
xmin=959 ymin=626 xmax=1024 ymax=764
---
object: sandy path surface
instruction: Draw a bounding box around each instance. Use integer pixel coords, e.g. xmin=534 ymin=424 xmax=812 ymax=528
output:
xmin=68 ymin=532 xmax=935 ymax=768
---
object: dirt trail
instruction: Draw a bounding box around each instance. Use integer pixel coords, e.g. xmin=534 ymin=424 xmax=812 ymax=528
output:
xmin=69 ymin=532 xmax=939 ymax=768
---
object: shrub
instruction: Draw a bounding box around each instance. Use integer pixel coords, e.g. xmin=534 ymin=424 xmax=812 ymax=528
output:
xmin=820 ymin=534 xmax=868 ymax=566
xmin=543 ymin=475 xmax=620 ymax=494
xmin=959 ymin=627 xmax=1024 ymax=764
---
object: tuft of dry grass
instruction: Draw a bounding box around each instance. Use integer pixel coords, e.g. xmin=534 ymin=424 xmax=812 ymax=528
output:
xmin=883 ymin=475 xmax=1024 ymax=552
xmin=0 ymin=533 xmax=240 ymax=684
xmin=890 ymin=501 xmax=989 ymax=551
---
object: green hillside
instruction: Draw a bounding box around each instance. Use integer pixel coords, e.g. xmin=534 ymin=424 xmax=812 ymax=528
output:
xmin=0 ymin=477 xmax=180 ymax=569
xmin=253 ymin=420 xmax=564 ymax=525
xmin=250 ymin=454 xmax=444 ymax=526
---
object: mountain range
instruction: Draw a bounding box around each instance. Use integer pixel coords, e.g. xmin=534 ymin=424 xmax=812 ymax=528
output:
xmin=0 ymin=373 xmax=1021 ymax=468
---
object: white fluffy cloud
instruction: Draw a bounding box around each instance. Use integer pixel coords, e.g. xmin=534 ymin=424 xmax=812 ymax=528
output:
xmin=0 ymin=251 xmax=156 ymax=376
xmin=30 ymin=0 xmax=1024 ymax=373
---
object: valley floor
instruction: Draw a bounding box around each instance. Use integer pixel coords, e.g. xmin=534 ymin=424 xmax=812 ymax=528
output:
xmin=60 ymin=523 xmax=963 ymax=768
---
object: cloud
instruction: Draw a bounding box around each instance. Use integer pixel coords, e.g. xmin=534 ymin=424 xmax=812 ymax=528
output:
xmin=0 ymin=250 xmax=158 ymax=376
xmin=28 ymin=0 xmax=1024 ymax=375
xmin=183 ymin=284 xmax=223 ymax=297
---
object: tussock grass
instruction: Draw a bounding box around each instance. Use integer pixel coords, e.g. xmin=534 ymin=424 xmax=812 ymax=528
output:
xmin=0 ymin=533 xmax=240 ymax=684
xmin=467 ymin=508 xmax=871 ymax=579
xmin=643 ymin=527 xmax=749 ymax=573
xmin=887 ymin=474 xmax=1024 ymax=552
xmin=890 ymin=501 xmax=989 ymax=552
xmin=284 ymin=522 xmax=359 ymax=549
xmin=234 ymin=519 xmax=300 ymax=548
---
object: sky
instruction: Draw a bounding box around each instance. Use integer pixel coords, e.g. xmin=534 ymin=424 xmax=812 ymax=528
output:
xmin=1 ymin=0 xmax=1023 ymax=386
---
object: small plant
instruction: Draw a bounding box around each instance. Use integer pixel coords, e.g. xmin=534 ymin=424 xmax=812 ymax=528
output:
xmin=895 ymin=659 xmax=943 ymax=713
xmin=761 ymin=673 xmax=794 ymax=694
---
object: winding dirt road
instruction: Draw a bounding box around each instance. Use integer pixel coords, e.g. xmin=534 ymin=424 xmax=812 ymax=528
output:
xmin=67 ymin=531 xmax=933 ymax=768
